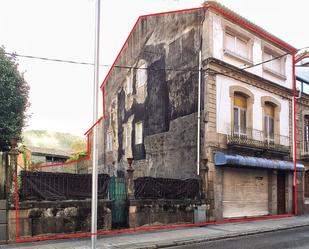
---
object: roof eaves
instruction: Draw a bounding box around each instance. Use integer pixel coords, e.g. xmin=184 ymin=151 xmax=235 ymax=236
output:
xmin=202 ymin=1 xmax=296 ymax=52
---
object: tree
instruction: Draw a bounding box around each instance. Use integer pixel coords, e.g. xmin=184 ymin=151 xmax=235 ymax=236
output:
xmin=0 ymin=47 xmax=30 ymax=151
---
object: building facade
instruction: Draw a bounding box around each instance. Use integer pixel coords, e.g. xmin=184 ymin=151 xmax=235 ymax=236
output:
xmin=296 ymin=75 xmax=309 ymax=214
xmin=97 ymin=1 xmax=304 ymax=221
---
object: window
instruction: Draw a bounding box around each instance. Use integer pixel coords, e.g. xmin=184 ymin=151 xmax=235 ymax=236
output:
xmin=126 ymin=74 xmax=133 ymax=94
xmin=263 ymin=49 xmax=285 ymax=76
xmin=304 ymin=115 xmax=309 ymax=153
xmin=264 ymin=103 xmax=275 ymax=144
xmin=225 ymin=31 xmax=250 ymax=59
xmin=233 ymin=93 xmax=247 ymax=136
xmin=123 ymin=125 xmax=130 ymax=149
xmin=136 ymin=63 xmax=147 ymax=88
xmin=135 ymin=122 xmax=143 ymax=144
xmin=106 ymin=132 xmax=113 ymax=151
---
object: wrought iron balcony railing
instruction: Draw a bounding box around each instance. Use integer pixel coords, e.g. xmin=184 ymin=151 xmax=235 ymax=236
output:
xmin=226 ymin=125 xmax=290 ymax=153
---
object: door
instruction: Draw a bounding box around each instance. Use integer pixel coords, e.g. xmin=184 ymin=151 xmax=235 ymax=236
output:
xmin=108 ymin=176 xmax=128 ymax=228
xmin=223 ymin=167 xmax=269 ymax=218
xmin=277 ymin=171 xmax=286 ymax=215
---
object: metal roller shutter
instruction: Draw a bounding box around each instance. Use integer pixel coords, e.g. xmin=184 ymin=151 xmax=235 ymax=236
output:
xmin=222 ymin=167 xmax=269 ymax=218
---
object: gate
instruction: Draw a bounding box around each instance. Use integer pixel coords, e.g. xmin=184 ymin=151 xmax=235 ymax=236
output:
xmin=108 ymin=176 xmax=128 ymax=228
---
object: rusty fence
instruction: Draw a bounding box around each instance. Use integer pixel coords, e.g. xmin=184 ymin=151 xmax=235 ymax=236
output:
xmin=19 ymin=171 xmax=110 ymax=201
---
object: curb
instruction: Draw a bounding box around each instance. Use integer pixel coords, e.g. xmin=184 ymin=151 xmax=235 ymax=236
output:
xmin=131 ymin=222 xmax=309 ymax=249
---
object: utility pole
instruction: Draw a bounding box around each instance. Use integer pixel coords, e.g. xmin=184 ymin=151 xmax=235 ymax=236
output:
xmin=91 ymin=0 xmax=101 ymax=248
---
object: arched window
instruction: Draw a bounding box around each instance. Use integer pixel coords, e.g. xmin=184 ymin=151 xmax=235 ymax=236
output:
xmin=264 ymin=102 xmax=275 ymax=144
xmin=233 ymin=93 xmax=247 ymax=135
xmin=229 ymin=86 xmax=254 ymax=137
xmin=261 ymin=96 xmax=281 ymax=145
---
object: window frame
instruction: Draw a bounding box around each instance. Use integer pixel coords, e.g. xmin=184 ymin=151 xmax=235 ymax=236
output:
xmin=223 ymin=26 xmax=253 ymax=63
xmin=233 ymin=93 xmax=247 ymax=136
xmin=264 ymin=113 xmax=275 ymax=144
xmin=229 ymin=86 xmax=254 ymax=138
xmin=262 ymin=45 xmax=286 ymax=79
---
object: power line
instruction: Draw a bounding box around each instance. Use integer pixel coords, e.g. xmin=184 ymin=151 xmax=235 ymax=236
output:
xmin=3 ymin=46 xmax=308 ymax=73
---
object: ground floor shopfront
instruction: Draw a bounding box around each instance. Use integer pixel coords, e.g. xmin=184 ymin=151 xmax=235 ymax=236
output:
xmin=208 ymin=152 xmax=304 ymax=221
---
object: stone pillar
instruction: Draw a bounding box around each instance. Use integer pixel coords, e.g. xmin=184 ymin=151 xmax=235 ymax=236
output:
xmin=200 ymin=159 xmax=208 ymax=200
xmin=7 ymin=148 xmax=18 ymax=205
xmin=126 ymin=158 xmax=134 ymax=199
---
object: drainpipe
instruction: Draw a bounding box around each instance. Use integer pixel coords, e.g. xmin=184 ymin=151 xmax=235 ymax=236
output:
xmin=197 ymin=12 xmax=205 ymax=176
xmin=292 ymin=51 xmax=298 ymax=216
xmin=197 ymin=49 xmax=202 ymax=176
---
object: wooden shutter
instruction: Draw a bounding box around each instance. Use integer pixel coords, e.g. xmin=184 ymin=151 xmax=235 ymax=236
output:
xmin=264 ymin=103 xmax=275 ymax=117
xmin=234 ymin=94 xmax=247 ymax=109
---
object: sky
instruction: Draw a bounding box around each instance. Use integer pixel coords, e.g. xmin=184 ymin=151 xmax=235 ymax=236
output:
xmin=0 ymin=0 xmax=308 ymax=136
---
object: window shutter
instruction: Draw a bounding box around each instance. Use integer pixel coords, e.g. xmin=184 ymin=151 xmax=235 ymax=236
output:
xmin=236 ymin=37 xmax=248 ymax=58
xmin=264 ymin=104 xmax=275 ymax=117
xmin=225 ymin=32 xmax=235 ymax=52
xmin=234 ymin=94 xmax=247 ymax=109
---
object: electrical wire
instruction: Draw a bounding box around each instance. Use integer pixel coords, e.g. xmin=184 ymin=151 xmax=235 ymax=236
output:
xmin=3 ymin=46 xmax=308 ymax=73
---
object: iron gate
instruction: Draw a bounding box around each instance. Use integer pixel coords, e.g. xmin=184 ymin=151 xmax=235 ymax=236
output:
xmin=108 ymin=176 xmax=128 ymax=228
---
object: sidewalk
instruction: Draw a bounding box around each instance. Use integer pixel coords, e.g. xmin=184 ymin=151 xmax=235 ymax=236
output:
xmin=2 ymin=215 xmax=309 ymax=249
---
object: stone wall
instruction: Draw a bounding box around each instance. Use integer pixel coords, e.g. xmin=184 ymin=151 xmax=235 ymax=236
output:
xmin=8 ymin=200 xmax=111 ymax=241
xmin=132 ymin=112 xmax=203 ymax=179
xmin=128 ymin=199 xmax=206 ymax=228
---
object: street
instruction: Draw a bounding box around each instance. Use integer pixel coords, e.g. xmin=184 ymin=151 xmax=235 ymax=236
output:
xmin=168 ymin=226 xmax=309 ymax=249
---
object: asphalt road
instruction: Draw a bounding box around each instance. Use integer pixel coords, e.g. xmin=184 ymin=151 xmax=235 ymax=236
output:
xmin=168 ymin=226 xmax=309 ymax=249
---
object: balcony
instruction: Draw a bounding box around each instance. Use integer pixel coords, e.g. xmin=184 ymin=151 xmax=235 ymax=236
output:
xmin=301 ymin=141 xmax=309 ymax=160
xmin=226 ymin=126 xmax=290 ymax=155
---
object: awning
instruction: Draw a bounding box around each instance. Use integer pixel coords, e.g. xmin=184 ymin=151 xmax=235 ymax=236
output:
xmin=214 ymin=152 xmax=304 ymax=171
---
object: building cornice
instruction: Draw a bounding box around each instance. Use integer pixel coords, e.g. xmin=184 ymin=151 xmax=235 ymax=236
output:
xmin=204 ymin=57 xmax=293 ymax=99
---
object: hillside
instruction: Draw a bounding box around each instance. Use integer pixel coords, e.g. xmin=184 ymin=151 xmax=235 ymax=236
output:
xmin=22 ymin=130 xmax=87 ymax=152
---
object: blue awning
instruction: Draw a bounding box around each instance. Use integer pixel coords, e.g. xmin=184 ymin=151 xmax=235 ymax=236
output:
xmin=214 ymin=152 xmax=304 ymax=171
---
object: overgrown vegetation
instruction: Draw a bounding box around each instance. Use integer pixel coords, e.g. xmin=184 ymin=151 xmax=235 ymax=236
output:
xmin=0 ymin=47 xmax=30 ymax=151
xmin=67 ymin=151 xmax=88 ymax=162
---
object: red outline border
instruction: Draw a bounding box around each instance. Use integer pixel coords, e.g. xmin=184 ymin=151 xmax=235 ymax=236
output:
xmin=14 ymin=4 xmax=298 ymax=244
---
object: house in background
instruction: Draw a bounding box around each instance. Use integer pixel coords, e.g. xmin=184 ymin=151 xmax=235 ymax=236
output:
xmin=96 ymin=1 xmax=304 ymax=221
xmin=17 ymin=146 xmax=73 ymax=172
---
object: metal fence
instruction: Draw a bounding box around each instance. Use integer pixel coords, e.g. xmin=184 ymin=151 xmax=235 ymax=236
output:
xmin=134 ymin=177 xmax=201 ymax=200
xmin=19 ymin=171 xmax=110 ymax=201
xmin=226 ymin=125 xmax=290 ymax=152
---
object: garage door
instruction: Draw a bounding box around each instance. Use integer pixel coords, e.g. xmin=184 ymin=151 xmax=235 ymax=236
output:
xmin=223 ymin=167 xmax=269 ymax=218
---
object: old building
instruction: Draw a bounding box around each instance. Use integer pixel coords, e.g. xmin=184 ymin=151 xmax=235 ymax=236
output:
xmin=296 ymin=72 xmax=309 ymax=214
xmin=17 ymin=146 xmax=72 ymax=172
xmin=97 ymin=1 xmax=304 ymax=221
